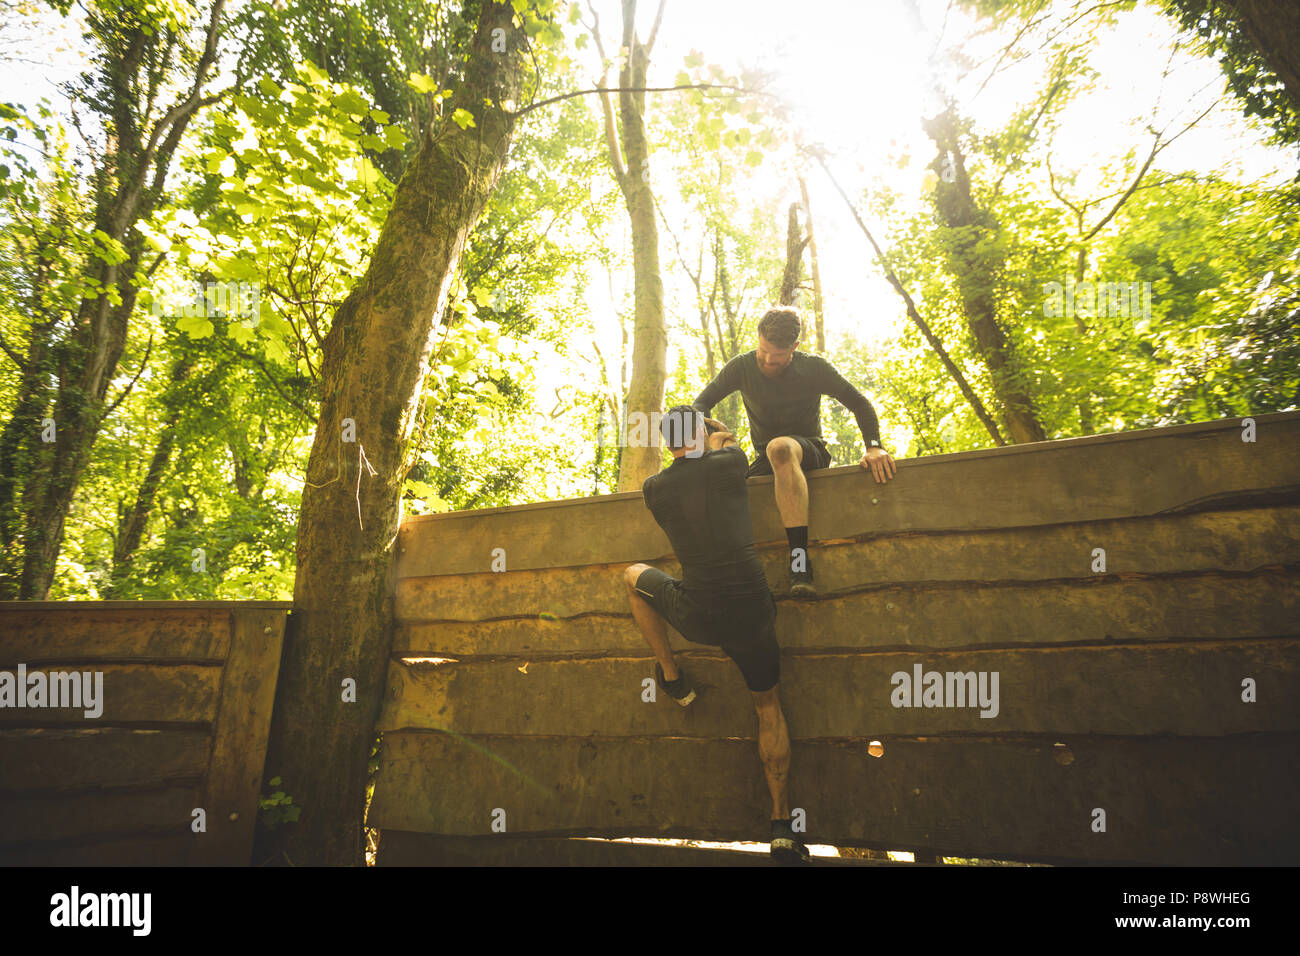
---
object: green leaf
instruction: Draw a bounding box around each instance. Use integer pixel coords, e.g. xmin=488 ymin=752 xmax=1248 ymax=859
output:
xmin=333 ymin=89 xmax=369 ymax=117
xmin=269 ymin=777 xmax=282 ymax=786
xmin=257 ymin=77 xmax=281 ymax=98
xmin=177 ymin=313 xmax=214 ymax=339
xmin=299 ymin=61 xmax=329 ymax=86
xmin=382 ymin=126 xmax=408 ymax=150
xmin=405 ymin=478 xmax=438 ymax=498
xmin=451 ymin=108 xmax=476 ymax=129
xmin=745 ymin=150 xmax=763 ymax=167
xmin=407 ymin=72 xmax=438 ymax=94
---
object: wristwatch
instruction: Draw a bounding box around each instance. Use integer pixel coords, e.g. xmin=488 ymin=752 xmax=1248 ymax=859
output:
xmin=867 ymin=439 xmax=882 ymax=448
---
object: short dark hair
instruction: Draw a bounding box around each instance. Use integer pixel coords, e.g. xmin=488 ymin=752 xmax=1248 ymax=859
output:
xmin=659 ymin=405 xmax=701 ymax=450
xmin=757 ymin=307 xmax=801 ymax=348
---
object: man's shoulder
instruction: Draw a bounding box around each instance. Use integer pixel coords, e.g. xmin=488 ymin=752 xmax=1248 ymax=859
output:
xmin=703 ymin=445 xmax=747 ymax=470
xmin=794 ymin=350 xmax=834 ymax=373
xmin=641 ymin=469 xmax=662 ymax=500
xmin=725 ymin=351 xmax=756 ymax=371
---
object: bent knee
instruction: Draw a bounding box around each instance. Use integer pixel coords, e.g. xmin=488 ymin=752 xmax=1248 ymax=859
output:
xmin=624 ymin=563 xmax=651 ymax=588
xmin=766 ymin=437 xmax=798 ymax=467
xmin=751 ymin=684 xmax=782 ymax=713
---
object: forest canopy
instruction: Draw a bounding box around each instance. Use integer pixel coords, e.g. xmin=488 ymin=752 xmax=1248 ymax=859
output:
xmin=1 ymin=0 xmax=1296 ymax=601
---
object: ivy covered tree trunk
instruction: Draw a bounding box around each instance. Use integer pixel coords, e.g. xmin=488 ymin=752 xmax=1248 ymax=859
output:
xmin=779 ymin=201 xmax=807 ymax=307
xmin=924 ymin=107 xmax=1047 ymax=444
xmin=798 ymin=175 xmax=825 ymax=353
xmin=257 ymin=0 xmax=528 ymax=866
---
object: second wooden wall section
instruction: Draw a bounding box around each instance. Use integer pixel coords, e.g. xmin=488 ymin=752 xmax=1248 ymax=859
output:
xmin=370 ymin=411 xmax=1300 ymax=865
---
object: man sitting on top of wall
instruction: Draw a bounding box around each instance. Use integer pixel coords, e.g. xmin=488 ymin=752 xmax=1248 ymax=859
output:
xmin=692 ymin=306 xmax=897 ymax=598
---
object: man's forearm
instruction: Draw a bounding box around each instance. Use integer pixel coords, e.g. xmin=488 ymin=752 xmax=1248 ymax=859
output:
xmin=855 ymin=408 xmax=883 ymax=448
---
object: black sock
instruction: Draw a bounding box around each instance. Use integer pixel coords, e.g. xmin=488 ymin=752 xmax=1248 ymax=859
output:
xmin=786 ymin=526 xmax=808 ymax=553
xmin=786 ymin=527 xmax=809 ymax=573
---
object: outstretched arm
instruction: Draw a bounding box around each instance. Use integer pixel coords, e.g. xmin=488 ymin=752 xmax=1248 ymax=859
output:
xmin=692 ymin=357 xmax=741 ymax=416
xmin=820 ymin=360 xmax=896 ymax=483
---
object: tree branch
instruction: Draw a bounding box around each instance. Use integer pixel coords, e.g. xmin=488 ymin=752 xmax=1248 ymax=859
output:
xmin=510 ymin=82 xmax=758 ymax=118
xmin=100 ymin=331 xmax=154 ymax=421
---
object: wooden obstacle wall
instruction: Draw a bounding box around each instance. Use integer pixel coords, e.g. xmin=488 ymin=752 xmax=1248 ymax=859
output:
xmin=0 ymin=601 xmax=289 ymax=865
xmin=371 ymin=411 xmax=1300 ymax=865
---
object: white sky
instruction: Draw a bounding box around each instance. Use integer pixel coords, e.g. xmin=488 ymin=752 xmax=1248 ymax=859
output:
xmin=576 ymin=0 xmax=1294 ymax=348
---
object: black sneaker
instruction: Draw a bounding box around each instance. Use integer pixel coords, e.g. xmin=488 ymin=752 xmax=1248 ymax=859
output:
xmin=655 ymin=662 xmax=696 ymax=706
xmin=790 ymin=557 xmax=817 ymax=600
xmin=770 ymin=818 xmax=811 ymax=863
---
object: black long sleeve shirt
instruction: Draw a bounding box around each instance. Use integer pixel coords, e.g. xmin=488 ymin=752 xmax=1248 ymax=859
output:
xmin=642 ymin=445 xmax=769 ymax=598
xmin=692 ymin=350 xmax=881 ymax=455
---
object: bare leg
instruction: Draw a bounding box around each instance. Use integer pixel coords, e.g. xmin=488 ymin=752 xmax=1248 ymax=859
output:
xmin=752 ymin=684 xmax=791 ymax=820
xmin=767 ymin=437 xmax=808 ymax=529
xmin=624 ymin=564 xmax=679 ymax=681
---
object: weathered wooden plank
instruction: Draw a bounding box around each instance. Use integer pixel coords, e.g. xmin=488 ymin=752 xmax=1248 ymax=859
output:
xmin=189 ymin=608 xmax=287 ymax=866
xmin=367 ymin=732 xmax=1300 ymax=864
xmin=394 ymin=569 xmax=1299 ymax=656
xmin=395 ymin=411 xmax=1300 ymax=577
xmin=395 ymin=506 xmax=1300 ymax=621
xmin=0 ymin=727 xmax=211 ymax=792
xmin=0 ymin=606 xmax=231 ymax=665
xmin=0 ymin=663 xmax=220 ymax=727
xmin=375 ymin=832 xmax=901 ymax=866
xmin=0 ymin=786 xmax=200 ymax=845
xmin=0 ymin=601 xmax=294 ymax=610
xmin=378 ymin=640 xmax=1300 ymax=738
xmin=0 ymin=834 xmax=192 ymax=866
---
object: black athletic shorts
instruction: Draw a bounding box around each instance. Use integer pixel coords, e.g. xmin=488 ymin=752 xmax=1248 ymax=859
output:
xmin=746 ymin=435 xmax=833 ymax=478
xmin=633 ymin=567 xmax=780 ymax=693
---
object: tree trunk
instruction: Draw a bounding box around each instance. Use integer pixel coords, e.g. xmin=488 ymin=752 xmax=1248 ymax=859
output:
xmin=779 ymin=201 xmax=807 ymax=306
xmin=594 ymin=0 xmax=667 ymax=492
xmin=924 ymin=108 xmax=1046 ymax=444
xmin=0 ymin=314 xmax=60 ymax=598
xmin=798 ymin=175 xmax=825 ymax=353
xmin=103 ymin=357 xmax=195 ymax=597
xmin=257 ymin=0 xmax=528 ymax=866
xmin=1073 ymin=248 xmax=1095 ymax=435
xmin=1224 ymin=0 xmax=1300 ymax=115
xmin=18 ymin=238 xmax=144 ymax=597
